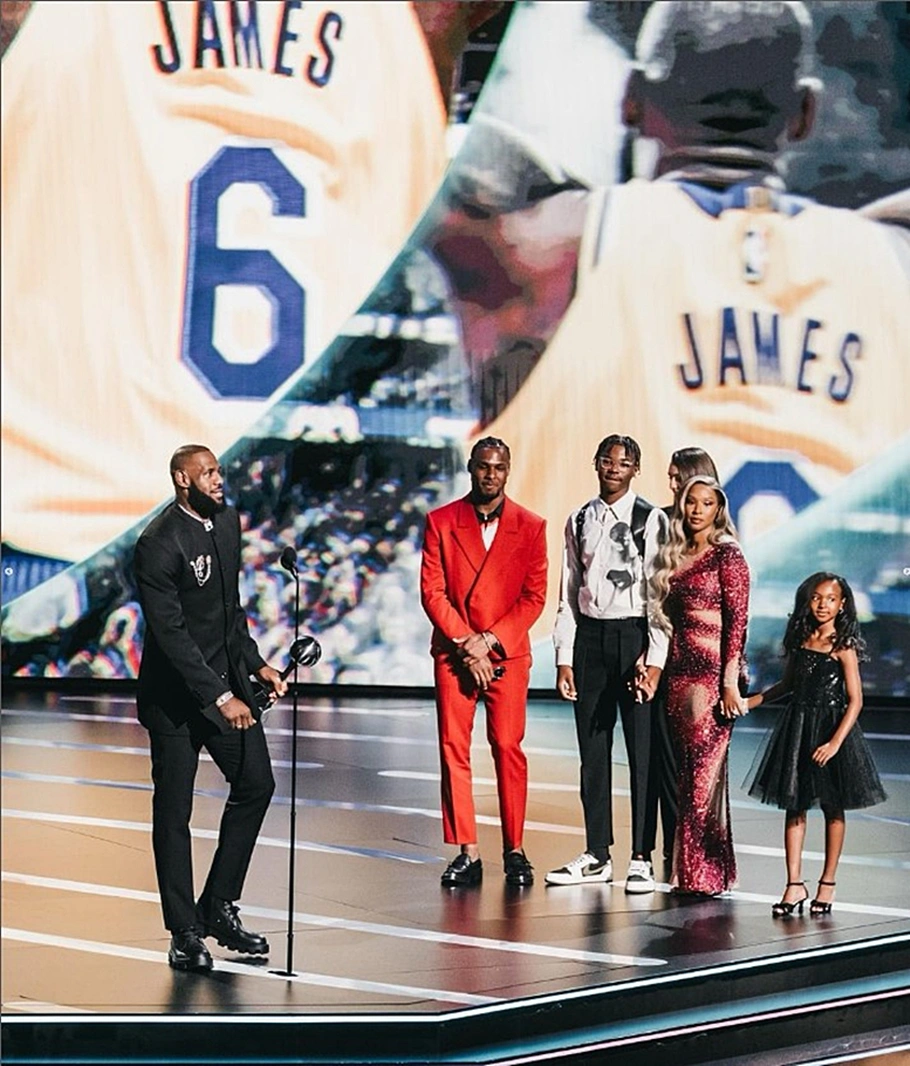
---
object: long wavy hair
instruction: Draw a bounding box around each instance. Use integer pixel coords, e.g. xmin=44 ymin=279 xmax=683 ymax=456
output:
xmin=651 ymin=475 xmax=739 ymax=633
xmin=781 ymin=572 xmax=867 ymax=659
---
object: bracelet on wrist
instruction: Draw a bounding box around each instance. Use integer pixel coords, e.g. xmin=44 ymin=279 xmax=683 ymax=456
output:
xmin=215 ymin=691 xmax=234 ymax=708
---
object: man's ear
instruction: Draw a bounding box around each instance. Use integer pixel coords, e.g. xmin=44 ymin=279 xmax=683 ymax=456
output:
xmin=173 ymin=469 xmax=189 ymax=488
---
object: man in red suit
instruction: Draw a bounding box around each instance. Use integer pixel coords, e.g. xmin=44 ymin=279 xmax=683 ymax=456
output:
xmin=420 ymin=437 xmax=547 ymax=887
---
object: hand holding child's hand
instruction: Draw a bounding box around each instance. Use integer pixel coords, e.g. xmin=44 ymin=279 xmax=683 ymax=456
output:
xmin=630 ymin=663 xmax=660 ymax=704
xmin=718 ymin=686 xmax=747 ymax=719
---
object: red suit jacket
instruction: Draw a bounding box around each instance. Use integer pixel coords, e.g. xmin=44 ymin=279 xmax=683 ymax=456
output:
xmin=420 ymin=495 xmax=547 ymax=660
xmin=420 ymin=493 xmax=547 ymax=850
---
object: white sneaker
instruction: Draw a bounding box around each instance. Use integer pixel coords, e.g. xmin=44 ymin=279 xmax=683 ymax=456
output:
xmin=545 ymin=852 xmax=613 ymax=886
xmin=624 ymin=858 xmax=655 ymax=894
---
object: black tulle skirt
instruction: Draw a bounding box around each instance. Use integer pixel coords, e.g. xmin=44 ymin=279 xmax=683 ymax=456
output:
xmin=744 ymin=648 xmax=886 ymax=812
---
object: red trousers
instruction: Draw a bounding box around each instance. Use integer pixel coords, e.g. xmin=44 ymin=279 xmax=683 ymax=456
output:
xmin=433 ymin=653 xmax=530 ymax=851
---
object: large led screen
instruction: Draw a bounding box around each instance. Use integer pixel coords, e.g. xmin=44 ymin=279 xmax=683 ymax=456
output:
xmin=3 ymin=2 xmax=909 ymax=697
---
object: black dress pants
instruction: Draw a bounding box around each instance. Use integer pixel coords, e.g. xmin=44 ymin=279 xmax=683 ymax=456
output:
xmin=148 ymin=717 xmax=275 ymax=932
xmin=572 ymin=615 xmax=652 ymax=856
xmin=643 ymin=679 xmax=679 ymax=863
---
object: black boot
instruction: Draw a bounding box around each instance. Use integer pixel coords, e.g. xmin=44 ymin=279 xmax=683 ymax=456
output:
xmin=197 ymin=897 xmax=269 ymax=955
xmin=168 ymin=928 xmax=213 ymax=972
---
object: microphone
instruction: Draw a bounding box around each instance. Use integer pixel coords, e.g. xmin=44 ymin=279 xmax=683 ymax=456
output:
xmin=253 ymin=636 xmax=322 ymax=712
xmin=279 ymin=545 xmax=298 ymax=575
xmin=288 ymin=635 xmax=321 ymax=669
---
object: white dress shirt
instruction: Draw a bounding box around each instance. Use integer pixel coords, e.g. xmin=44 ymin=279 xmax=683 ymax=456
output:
xmin=553 ymin=490 xmax=668 ymax=669
xmin=480 ymin=516 xmax=499 ymax=551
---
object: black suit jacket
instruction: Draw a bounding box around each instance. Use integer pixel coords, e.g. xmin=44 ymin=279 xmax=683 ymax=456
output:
xmin=134 ymin=503 xmax=266 ymax=735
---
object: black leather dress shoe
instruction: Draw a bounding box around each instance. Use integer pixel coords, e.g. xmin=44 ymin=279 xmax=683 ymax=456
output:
xmin=441 ymin=853 xmax=483 ymax=887
xmin=197 ymin=898 xmax=269 ymax=955
xmin=504 ymin=850 xmax=534 ymax=886
xmin=168 ymin=929 xmax=213 ymax=972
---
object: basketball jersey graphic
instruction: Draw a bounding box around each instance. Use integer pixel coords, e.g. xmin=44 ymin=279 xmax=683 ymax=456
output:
xmin=1 ymin=0 xmax=446 ymax=562
xmin=486 ymin=176 xmax=910 ymax=533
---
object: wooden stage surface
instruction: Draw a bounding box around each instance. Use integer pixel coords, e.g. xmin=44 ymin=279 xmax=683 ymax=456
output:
xmin=2 ymin=686 xmax=909 ymax=1063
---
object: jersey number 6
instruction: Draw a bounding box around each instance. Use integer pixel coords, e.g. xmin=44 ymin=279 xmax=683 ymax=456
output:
xmin=181 ymin=146 xmax=306 ymax=400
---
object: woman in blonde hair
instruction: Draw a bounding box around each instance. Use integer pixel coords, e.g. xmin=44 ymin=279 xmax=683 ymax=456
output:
xmin=645 ymin=448 xmax=721 ymax=872
xmin=649 ymin=475 xmax=750 ymax=896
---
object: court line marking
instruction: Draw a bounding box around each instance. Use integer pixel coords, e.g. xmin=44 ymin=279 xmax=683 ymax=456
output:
xmin=6 ymin=709 xmax=910 ymax=778
xmin=4 ymin=736 xmax=907 ymax=810
xmin=2 ymin=872 xmax=667 ymax=968
xmin=2 ymin=713 xmax=515 ymax=752
xmin=7 ymin=702 xmax=430 ymax=719
xmin=3 ymin=734 xmax=905 ymax=795
xmin=6 ymin=706 xmax=910 ymax=743
xmin=1 ymin=1000 xmax=94 ymax=1014
xmin=378 ymin=770 xmax=910 ymax=823
xmin=1 ymin=735 xmax=323 ymax=772
xmin=0 ymin=927 xmax=498 ymax=1006
xmin=265 ymin=704 xmax=431 ymax=720
xmin=734 ymin=725 xmax=910 ymax=742
xmin=5 ymin=728 xmax=908 ymax=781
xmin=378 ymin=767 xmax=910 ymax=789
xmin=5 ymin=808 xmax=910 ymax=916
xmin=5 ymin=763 xmax=910 ymax=868
xmin=1 ymin=808 xmax=431 ymax=865
xmin=720 ymin=888 xmax=910 ymax=917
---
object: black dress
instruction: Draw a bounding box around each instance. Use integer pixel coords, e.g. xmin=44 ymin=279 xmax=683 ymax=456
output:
xmin=745 ymin=648 xmax=886 ymax=812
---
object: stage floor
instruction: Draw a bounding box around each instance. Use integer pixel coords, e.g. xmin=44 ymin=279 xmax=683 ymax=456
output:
xmin=2 ymin=687 xmax=909 ymax=1026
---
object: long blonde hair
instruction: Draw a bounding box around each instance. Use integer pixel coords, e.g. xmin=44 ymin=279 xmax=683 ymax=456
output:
xmin=651 ymin=475 xmax=739 ymax=633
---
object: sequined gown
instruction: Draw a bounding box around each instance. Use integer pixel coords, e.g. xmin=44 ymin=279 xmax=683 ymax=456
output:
xmin=664 ymin=541 xmax=750 ymax=895
xmin=745 ymin=648 xmax=886 ymax=811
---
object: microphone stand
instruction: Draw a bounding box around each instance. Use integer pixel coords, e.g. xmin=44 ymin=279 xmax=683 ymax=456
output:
xmin=275 ymin=549 xmax=301 ymax=978
xmin=268 ymin=550 xmax=321 ymax=978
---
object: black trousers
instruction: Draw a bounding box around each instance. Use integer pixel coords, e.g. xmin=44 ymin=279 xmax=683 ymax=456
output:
xmin=148 ymin=717 xmax=275 ymax=932
xmin=644 ymin=680 xmax=679 ymax=863
xmin=572 ymin=615 xmax=653 ymax=857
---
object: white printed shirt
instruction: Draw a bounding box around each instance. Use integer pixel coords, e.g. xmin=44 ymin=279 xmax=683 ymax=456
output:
xmin=553 ymin=490 xmax=668 ymax=669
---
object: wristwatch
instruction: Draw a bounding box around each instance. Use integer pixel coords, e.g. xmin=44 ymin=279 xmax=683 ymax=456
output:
xmin=215 ymin=691 xmax=234 ymax=708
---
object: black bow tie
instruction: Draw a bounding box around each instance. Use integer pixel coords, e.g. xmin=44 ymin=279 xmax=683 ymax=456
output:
xmin=475 ymin=502 xmax=503 ymax=525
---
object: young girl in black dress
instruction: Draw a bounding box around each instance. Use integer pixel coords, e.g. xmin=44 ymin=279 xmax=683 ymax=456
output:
xmin=743 ymin=572 xmax=886 ymax=917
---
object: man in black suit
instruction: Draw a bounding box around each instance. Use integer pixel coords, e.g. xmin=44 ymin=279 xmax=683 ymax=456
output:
xmin=134 ymin=445 xmax=287 ymax=972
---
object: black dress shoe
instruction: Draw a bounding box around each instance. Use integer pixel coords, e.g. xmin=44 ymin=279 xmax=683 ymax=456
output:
xmin=441 ymin=853 xmax=483 ymax=887
xmin=504 ymin=849 xmax=534 ymax=886
xmin=168 ymin=929 xmax=213 ymax=972
xmin=197 ymin=898 xmax=269 ymax=955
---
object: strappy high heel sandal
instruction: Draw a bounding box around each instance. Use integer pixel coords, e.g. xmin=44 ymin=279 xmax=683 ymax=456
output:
xmin=771 ymin=881 xmax=808 ymax=917
xmin=810 ymin=880 xmax=836 ymax=915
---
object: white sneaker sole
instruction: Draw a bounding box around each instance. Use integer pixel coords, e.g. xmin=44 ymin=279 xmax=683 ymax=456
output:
xmin=545 ymin=870 xmax=613 ymax=886
xmin=624 ymin=879 xmax=655 ymax=894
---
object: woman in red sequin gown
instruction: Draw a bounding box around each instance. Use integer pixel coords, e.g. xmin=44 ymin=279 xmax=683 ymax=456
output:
xmin=651 ymin=476 xmax=750 ymax=895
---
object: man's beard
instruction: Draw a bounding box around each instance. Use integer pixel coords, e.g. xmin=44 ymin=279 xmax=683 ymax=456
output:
xmin=187 ymin=481 xmax=225 ymax=519
xmin=471 ymin=479 xmax=504 ymax=504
